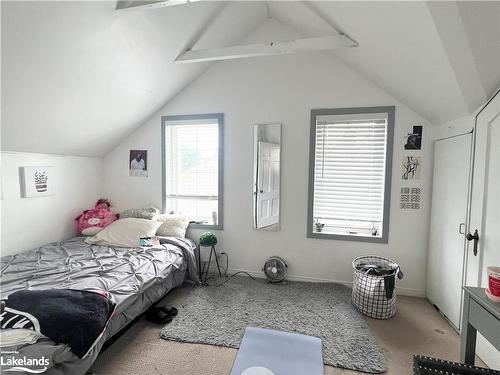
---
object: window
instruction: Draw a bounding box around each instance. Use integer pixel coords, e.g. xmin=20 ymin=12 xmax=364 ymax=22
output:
xmin=307 ymin=107 xmax=394 ymax=243
xmin=161 ymin=114 xmax=223 ymax=229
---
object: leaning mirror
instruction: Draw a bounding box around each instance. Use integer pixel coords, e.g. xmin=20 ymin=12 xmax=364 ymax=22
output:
xmin=253 ymin=123 xmax=281 ymax=231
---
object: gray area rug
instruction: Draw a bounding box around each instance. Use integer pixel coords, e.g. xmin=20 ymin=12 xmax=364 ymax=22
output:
xmin=159 ymin=276 xmax=386 ymax=373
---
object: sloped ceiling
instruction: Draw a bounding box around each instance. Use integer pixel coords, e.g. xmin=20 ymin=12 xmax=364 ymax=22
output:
xmin=1 ymin=1 xmax=499 ymax=156
xmin=268 ymin=1 xmax=500 ymax=125
xmin=1 ymin=1 xmax=268 ymax=156
xmin=455 ymin=1 xmax=500 ymax=98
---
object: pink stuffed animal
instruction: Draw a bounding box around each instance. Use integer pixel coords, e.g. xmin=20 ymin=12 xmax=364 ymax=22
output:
xmin=76 ymin=199 xmax=118 ymax=236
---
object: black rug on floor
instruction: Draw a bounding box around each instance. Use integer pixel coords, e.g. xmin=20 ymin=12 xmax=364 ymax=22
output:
xmin=413 ymin=355 xmax=500 ymax=375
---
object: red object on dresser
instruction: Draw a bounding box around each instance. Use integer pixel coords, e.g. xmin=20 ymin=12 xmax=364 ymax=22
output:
xmin=486 ymin=266 xmax=500 ymax=302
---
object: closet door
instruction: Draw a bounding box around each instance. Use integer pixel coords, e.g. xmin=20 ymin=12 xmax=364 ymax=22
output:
xmin=427 ymin=133 xmax=472 ymax=331
xmin=467 ymin=90 xmax=500 ymax=368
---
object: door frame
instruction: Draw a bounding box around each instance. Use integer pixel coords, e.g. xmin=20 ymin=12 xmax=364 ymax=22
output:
xmin=466 ymin=87 xmax=500 ymax=288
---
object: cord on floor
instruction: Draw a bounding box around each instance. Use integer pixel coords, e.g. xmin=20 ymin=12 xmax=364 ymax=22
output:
xmin=199 ymin=251 xmax=256 ymax=286
xmin=215 ymin=271 xmax=256 ymax=287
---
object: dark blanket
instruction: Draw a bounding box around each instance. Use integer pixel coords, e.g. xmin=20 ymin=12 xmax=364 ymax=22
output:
xmin=3 ymin=289 xmax=115 ymax=358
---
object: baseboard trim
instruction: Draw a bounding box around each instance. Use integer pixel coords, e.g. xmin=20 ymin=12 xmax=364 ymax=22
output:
xmin=394 ymin=287 xmax=426 ymax=298
xmin=226 ymin=268 xmax=425 ymax=298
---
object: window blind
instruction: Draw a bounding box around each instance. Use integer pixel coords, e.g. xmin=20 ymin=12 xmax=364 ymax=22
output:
xmin=313 ymin=116 xmax=388 ymax=236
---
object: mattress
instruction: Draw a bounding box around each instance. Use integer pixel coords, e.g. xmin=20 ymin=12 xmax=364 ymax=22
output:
xmin=0 ymin=236 xmax=197 ymax=374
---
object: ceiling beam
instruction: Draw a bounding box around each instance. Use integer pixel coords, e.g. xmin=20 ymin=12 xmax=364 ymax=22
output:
xmin=115 ymin=0 xmax=201 ymax=12
xmin=175 ymin=34 xmax=358 ymax=64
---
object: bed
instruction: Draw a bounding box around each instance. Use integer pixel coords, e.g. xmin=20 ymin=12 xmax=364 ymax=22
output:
xmin=0 ymin=236 xmax=198 ymax=374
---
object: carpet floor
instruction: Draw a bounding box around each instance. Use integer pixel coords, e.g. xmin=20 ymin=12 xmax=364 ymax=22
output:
xmin=91 ymin=295 xmax=485 ymax=375
xmin=159 ymin=276 xmax=385 ymax=373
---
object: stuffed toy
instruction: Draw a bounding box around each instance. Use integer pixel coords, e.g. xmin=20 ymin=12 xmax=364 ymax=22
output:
xmin=76 ymin=199 xmax=118 ymax=236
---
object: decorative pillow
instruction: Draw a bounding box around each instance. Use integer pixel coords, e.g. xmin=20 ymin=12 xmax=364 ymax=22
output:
xmin=85 ymin=218 xmax=162 ymax=248
xmin=75 ymin=199 xmax=118 ymax=236
xmin=156 ymin=214 xmax=190 ymax=238
xmin=119 ymin=206 xmax=160 ymax=221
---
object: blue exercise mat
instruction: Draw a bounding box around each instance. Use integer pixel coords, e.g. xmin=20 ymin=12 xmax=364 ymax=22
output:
xmin=230 ymin=327 xmax=324 ymax=375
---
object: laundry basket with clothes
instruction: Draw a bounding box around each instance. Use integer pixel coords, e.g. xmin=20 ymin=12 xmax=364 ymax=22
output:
xmin=352 ymin=256 xmax=404 ymax=319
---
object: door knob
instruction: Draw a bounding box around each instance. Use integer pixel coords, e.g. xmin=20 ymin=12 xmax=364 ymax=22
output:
xmin=466 ymin=229 xmax=479 ymax=256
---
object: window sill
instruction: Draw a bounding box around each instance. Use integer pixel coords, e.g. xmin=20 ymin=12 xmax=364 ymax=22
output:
xmin=188 ymin=223 xmax=223 ymax=231
xmin=307 ymin=231 xmax=388 ymax=243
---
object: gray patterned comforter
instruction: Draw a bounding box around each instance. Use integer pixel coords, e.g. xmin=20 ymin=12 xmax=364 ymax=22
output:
xmin=0 ymin=236 xmax=197 ymax=374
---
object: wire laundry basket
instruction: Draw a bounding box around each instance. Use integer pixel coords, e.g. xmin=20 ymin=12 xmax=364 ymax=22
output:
xmin=352 ymin=256 xmax=402 ymax=319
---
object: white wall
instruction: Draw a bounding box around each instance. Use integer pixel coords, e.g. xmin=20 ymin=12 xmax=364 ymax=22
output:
xmin=1 ymin=152 xmax=103 ymax=256
xmin=432 ymin=115 xmax=473 ymax=140
xmin=104 ymin=21 xmax=434 ymax=296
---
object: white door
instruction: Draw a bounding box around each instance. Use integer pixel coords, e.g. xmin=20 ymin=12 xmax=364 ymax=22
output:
xmin=427 ymin=133 xmax=472 ymax=330
xmin=256 ymin=141 xmax=280 ymax=229
xmin=467 ymin=90 xmax=500 ymax=368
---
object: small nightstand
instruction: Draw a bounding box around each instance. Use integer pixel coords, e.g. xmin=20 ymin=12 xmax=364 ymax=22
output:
xmin=198 ymin=244 xmax=222 ymax=285
xmin=460 ymin=286 xmax=500 ymax=365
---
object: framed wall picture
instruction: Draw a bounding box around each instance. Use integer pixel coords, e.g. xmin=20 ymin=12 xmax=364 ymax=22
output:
xmin=400 ymin=187 xmax=421 ymax=210
xmin=402 ymin=155 xmax=422 ymax=180
xmin=129 ymin=150 xmax=148 ymax=177
xmin=20 ymin=166 xmax=55 ymax=197
xmin=403 ymin=125 xmax=423 ymax=150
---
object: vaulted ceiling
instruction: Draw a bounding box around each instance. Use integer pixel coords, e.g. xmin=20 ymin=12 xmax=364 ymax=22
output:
xmin=1 ymin=1 xmax=268 ymax=156
xmin=2 ymin=1 xmax=499 ymax=156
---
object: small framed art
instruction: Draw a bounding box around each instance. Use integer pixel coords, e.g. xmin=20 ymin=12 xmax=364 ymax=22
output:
xmin=20 ymin=166 xmax=55 ymax=197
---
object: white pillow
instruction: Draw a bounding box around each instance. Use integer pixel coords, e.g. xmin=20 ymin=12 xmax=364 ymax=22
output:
xmin=156 ymin=214 xmax=189 ymax=238
xmin=81 ymin=227 xmax=102 ymax=236
xmin=85 ymin=218 xmax=162 ymax=248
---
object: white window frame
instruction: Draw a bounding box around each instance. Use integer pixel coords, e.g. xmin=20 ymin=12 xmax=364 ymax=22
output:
xmin=161 ymin=113 xmax=224 ymax=230
xmin=307 ymin=106 xmax=395 ymax=243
